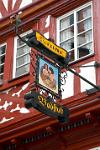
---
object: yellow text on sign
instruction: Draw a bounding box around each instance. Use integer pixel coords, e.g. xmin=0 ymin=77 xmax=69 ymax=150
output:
xmin=36 ymin=32 xmax=67 ymax=59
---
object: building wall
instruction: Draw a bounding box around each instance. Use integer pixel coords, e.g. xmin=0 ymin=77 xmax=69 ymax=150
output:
xmin=0 ymin=0 xmax=100 ymax=149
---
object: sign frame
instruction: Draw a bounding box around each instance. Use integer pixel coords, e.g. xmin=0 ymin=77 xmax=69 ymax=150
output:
xmin=35 ymin=31 xmax=67 ymax=59
xmin=24 ymin=92 xmax=69 ymax=123
xmin=36 ymin=56 xmax=61 ymax=97
xmin=26 ymin=31 xmax=69 ymax=66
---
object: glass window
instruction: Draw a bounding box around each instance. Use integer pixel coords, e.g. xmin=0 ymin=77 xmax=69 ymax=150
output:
xmin=14 ymin=33 xmax=31 ymax=78
xmin=57 ymin=2 xmax=93 ymax=62
xmin=0 ymin=44 xmax=6 ymax=82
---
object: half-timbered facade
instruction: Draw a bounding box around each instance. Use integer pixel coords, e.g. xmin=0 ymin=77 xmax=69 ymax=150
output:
xmin=0 ymin=0 xmax=100 ymax=150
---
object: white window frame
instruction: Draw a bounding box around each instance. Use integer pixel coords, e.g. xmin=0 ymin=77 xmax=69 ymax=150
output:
xmin=56 ymin=2 xmax=94 ymax=62
xmin=13 ymin=30 xmax=32 ymax=78
xmin=0 ymin=43 xmax=6 ymax=81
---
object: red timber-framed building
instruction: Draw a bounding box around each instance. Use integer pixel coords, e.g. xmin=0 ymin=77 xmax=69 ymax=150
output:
xmin=0 ymin=0 xmax=100 ymax=150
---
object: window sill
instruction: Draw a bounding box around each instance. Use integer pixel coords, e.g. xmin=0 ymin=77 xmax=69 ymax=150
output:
xmin=69 ymin=53 xmax=95 ymax=66
xmin=0 ymin=73 xmax=30 ymax=92
xmin=8 ymin=73 xmax=30 ymax=83
xmin=0 ymin=82 xmax=3 ymax=87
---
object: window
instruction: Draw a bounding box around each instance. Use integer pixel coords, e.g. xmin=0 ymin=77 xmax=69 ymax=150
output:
xmin=13 ymin=32 xmax=31 ymax=78
xmin=0 ymin=44 xmax=6 ymax=83
xmin=57 ymin=2 xmax=93 ymax=62
xmin=89 ymin=146 xmax=100 ymax=150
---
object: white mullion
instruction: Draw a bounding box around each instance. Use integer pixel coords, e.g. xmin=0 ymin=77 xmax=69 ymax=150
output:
xmin=74 ymin=11 xmax=77 ymax=60
xmin=17 ymin=43 xmax=26 ymax=49
xmin=77 ymin=28 xmax=92 ymax=36
xmin=0 ymin=72 xmax=4 ymax=76
xmin=13 ymin=36 xmax=17 ymax=78
xmin=16 ymin=62 xmax=30 ymax=69
xmin=0 ymin=63 xmax=4 ymax=66
xmin=56 ymin=18 xmax=60 ymax=46
xmin=16 ymin=60 xmax=30 ymax=69
xmin=91 ymin=3 xmax=94 ymax=53
xmin=77 ymin=41 xmax=92 ymax=49
xmin=77 ymin=16 xmax=91 ymax=24
xmin=16 ymin=52 xmax=29 ymax=59
xmin=0 ymin=53 xmax=6 ymax=57
xmin=60 ymin=24 xmax=74 ymax=32
xmin=60 ymin=35 xmax=74 ymax=44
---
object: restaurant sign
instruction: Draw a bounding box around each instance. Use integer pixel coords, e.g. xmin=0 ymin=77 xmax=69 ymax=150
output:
xmin=24 ymin=92 xmax=69 ymax=123
xmin=36 ymin=31 xmax=67 ymax=59
xmin=26 ymin=31 xmax=68 ymax=66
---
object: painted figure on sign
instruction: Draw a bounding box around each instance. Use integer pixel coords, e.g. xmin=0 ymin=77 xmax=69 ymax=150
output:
xmin=40 ymin=64 xmax=56 ymax=90
xmin=40 ymin=63 xmax=49 ymax=82
xmin=48 ymin=67 xmax=56 ymax=90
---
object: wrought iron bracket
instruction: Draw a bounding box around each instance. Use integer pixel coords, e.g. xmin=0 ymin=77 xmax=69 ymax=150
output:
xmin=14 ymin=15 xmax=100 ymax=92
xmin=86 ymin=86 xmax=100 ymax=95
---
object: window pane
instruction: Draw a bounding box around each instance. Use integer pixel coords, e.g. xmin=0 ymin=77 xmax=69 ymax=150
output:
xmin=15 ymin=33 xmax=30 ymax=77
xmin=61 ymin=38 xmax=74 ymax=51
xmin=0 ymin=64 xmax=4 ymax=74
xmin=16 ymin=54 xmax=30 ymax=67
xmin=60 ymin=26 xmax=74 ymax=42
xmin=78 ymin=43 xmax=92 ymax=58
xmin=0 ymin=55 xmax=5 ymax=64
xmin=17 ymin=36 xmax=26 ymax=47
xmin=77 ymin=18 xmax=92 ymax=33
xmin=0 ymin=45 xmax=6 ymax=55
xmin=77 ymin=5 xmax=91 ymax=21
xmin=69 ymin=50 xmax=75 ymax=61
xmin=58 ymin=3 xmax=93 ymax=61
xmin=0 ymin=44 xmax=6 ymax=80
xmin=17 ymin=45 xmax=29 ymax=57
xmin=16 ymin=64 xmax=29 ymax=77
xmin=60 ymin=14 xmax=74 ymax=30
xmin=77 ymin=30 xmax=92 ymax=46
xmin=0 ymin=74 xmax=3 ymax=80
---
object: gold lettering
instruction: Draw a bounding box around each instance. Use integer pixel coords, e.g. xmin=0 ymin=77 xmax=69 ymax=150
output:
xmin=58 ymin=108 xmax=64 ymax=114
xmin=36 ymin=32 xmax=67 ymax=58
xmin=53 ymin=104 xmax=57 ymax=112
xmin=38 ymin=95 xmax=64 ymax=115
xmin=49 ymin=102 xmax=54 ymax=110
xmin=38 ymin=95 xmax=45 ymax=106
xmin=47 ymin=103 xmax=51 ymax=109
xmin=43 ymin=98 xmax=46 ymax=106
xmin=56 ymin=107 xmax=59 ymax=113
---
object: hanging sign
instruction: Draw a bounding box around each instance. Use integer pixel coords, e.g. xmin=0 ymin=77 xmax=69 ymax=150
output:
xmin=36 ymin=57 xmax=61 ymax=96
xmin=24 ymin=92 xmax=69 ymax=123
xmin=35 ymin=31 xmax=67 ymax=59
xmin=26 ymin=31 xmax=69 ymax=66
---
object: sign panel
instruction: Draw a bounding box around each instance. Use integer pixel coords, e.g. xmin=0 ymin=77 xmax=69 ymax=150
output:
xmin=36 ymin=31 xmax=67 ymax=59
xmin=36 ymin=57 xmax=60 ymax=96
xmin=26 ymin=31 xmax=69 ymax=66
xmin=24 ymin=92 xmax=69 ymax=123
